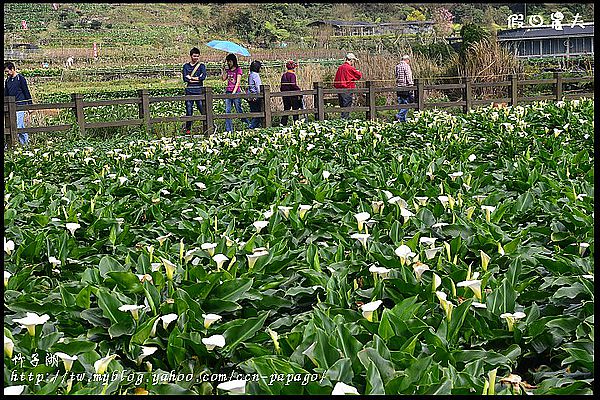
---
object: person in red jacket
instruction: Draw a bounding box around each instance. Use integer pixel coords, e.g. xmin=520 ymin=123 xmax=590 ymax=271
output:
xmin=333 ymin=53 xmax=362 ymax=119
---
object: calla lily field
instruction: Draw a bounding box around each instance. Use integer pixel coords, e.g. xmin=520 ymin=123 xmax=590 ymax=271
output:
xmin=3 ymin=99 xmax=594 ymax=395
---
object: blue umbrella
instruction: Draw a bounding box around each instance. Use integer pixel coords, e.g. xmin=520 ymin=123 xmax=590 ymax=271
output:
xmin=205 ymin=40 xmax=251 ymax=57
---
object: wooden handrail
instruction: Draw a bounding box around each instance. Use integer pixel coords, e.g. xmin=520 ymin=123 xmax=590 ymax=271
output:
xmin=3 ymin=73 xmax=594 ymax=146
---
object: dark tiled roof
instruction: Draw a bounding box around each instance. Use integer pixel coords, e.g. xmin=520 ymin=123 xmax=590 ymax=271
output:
xmin=307 ymin=20 xmax=434 ymax=27
xmin=497 ymin=24 xmax=594 ymax=39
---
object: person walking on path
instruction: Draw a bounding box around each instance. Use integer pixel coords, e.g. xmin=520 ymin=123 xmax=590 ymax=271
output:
xmin=247 ymin=60 xmax=263 ymax=129
xmin=395 ymin=55 xmax=414 ymax=122
xmin=182 ymin=47 xmax=207 ymax=134
xmin=279 ymin=60 xmax=303 ymax=126
xmin=333 ymin=53 xmax=362 ymax=119
xmin=4 ymin=61 xmax=33 ymax=145
xmin=221 ymin=53 xmax=247 ymax=132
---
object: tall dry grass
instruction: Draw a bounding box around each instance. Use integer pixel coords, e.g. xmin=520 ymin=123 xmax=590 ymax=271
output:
xmin=453 ymin=39 xmax=523 ymax=99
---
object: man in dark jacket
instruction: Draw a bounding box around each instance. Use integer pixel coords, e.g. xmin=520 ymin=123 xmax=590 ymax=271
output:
xmin=4 ymin=62 xmax=33 ymax=144
xmin=182 ymin=47 xmax=206 ymax=134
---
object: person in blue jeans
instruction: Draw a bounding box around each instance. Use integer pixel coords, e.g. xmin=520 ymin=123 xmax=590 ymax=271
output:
xmin=4 ymin=61 xmax=32 ymax=145
xmin=221 ymin=53 xmax=247 ymax=132
xmin=182 ymin=47 xmax=206 ymax=134
xmin=247 ymin=60 xmax=263 ymax=129
xmin=395 ymin=55 xmax=414 ymax=122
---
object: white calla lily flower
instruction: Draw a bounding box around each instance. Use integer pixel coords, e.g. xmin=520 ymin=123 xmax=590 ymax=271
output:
xmin=394 ymin=245 xmax=416 ymax=266
xmin=371 ymin=200 xmax=385 ymax=214
xmin=246 ymin=250 xmax=268 ymax=270
xmin=438 ymin=195 xmax=449 ymax=208
xmin=202 ymin=334 xmax=226 ymax=350
xmin=360 ymin=300 xmax=383 ymax=322
xmin=217 ymin=380 xmax=247 ymax=394
xmin=136 ymin=346 xmax=158 ymax=365
xmin=500 ymin=312 xmax=527 ymax=332
xmin=201 ymin=242 xmax=218 ymax=256
xmin=4 ymin=385 xmax=26 ymax=395
xmin=118 ymin=304 xmax=144 ymax=321
xmin=412 ymin=261 xmax=430 ymax=282
xmin=160 ymin=313 xmax=178 ymax=330
xmin=322 ymin=170 xmax=331 ymax=180
xmin=400 ymin=207 xmax=414 ymax=223
xmin=54 ymin=352 xmax=78 ymax=371
xmin=578 ymin=242 xmax=589 ymax=256
xmin=481 ymin=205 xmax=496 ymax=223
xmin=213 ymin=253 xmax=229 ymax=270
xmin=388 ymin=196 xmax=408 ymax=208
xmin=424 ymin=246 xmax=442 ymax=260
xmin=332 ymin=381 xmax=360 ymax=395
xmin=65 ymin=222 xmax=81 ymax=236
xmin=369 ymin=265 xmax=390 ymax=279
xmin=435 ymin=291 xmax=454 ymax=321
xmin=298 ymin=204 xmax=312 ymax=219
xmin=160 ymin=257 xmax=177 ymax=281
xmin=456 ymin=280 xmax=483 ymax=301
xmin=414 ymin=196 xmax=429 ymax=206
xmin=202 ymin=313 xmax=222 ymax=329
xmin=354 ymin=212 xmax=370 ymax=232
xmin=480 ymin=250 xmax=491 ymax=271
xmin=449 ymin=171 xmax=463 ymax=180
xmin=4 ymin=238 xmax=15 ymax=255
xmin=13 ymin=312 xmax=50 ymax=336
xmin=267 ymin=327 xmax=280 ymax=352
xmin=432 ymin=273 xmax=441 ymax=291
xmin=302 ymin=342 xmax=318 ymax=366
xmin=4 ymin=271 xmax=13 ymax=287
xmin=157 ymin=234 xmax=171 ymax=246
xmin=278 ymin=206 xmax=292 ymax=218
xmin=253 ymin=220 xmax=269 ymax=233
xmin=4 ymin=335 xmax=14 ymax=359
xmin=49 ymin=256 xmax=61 ymax=267
xmin=350 ymin=233 xmax=370 ymax=248
xmin=94 ymin=353 xmax=117 ymax=375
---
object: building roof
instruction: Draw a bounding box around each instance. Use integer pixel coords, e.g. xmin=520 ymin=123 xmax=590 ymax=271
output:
xmin=307 ymin=19 xmax=434 ymax=28
xmin=497 ymin=23 xmax=594 ymax=40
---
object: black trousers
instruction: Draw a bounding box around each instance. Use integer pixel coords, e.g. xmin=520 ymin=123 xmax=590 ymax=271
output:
xmin=281 ymin=95 xmax=302 ymax=126
xmin=184 ymin=86 xmax=204 ymax=131
xmin=338 ymin=92 xmax=353 ymax=119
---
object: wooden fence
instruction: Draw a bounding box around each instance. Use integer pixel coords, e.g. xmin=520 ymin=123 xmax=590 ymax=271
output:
xmin=3 ymin=72 xmax=594 ymax=147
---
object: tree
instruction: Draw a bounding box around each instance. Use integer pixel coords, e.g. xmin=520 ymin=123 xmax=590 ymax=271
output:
xmin=459 ymin=23 xmax=489 ymax=60
xmin=406 ymin=9 xmax=426 ymax=22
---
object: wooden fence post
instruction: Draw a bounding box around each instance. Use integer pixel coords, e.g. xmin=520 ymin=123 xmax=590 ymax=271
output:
xmin=204 ymin=87 xmax=214 ymax=135
xmin=463 ymin=77 xmax=472 ymax=113
xmin=366 ymin=81 xmax=376 ymax=121
xmin=138 ymin=89 xmax=151 ymax=133
xmin=510 ymin=74 xmax=518 ymax=106
xmin=6 ymin=96 xmax=18 ymax=147
xmin=72 ymin=93 xmax=86 ymax=136
xmin=554 ymin=71 xmax=563 ymax=101
xmin=415 ymin=79 xmax=424 ymax=111
xmin=314 ymin=82 xmax=325 ymax=121
xmin=261 ymin=84 xmax=272 ymax=128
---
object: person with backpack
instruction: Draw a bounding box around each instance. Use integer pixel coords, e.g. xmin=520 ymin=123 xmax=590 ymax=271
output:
xmin=182 ymin=47 xmax=207 ymax=134
xmin=247 ymin=60 xmax=263 ymax=129
xmin=280 ymin=60 xmax=302 ymax=126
